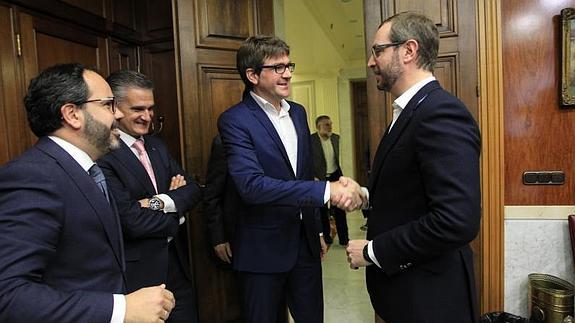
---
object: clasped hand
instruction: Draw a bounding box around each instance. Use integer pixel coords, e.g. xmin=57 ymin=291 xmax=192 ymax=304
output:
xmin=329 ymin=176 xmax=367 ymax=212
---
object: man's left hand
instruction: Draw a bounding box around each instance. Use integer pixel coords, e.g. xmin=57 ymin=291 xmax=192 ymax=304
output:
xmin=346 ymin=239 xmax=371 ymax=269
xmin=169 ymin=174 xmax=187 ymax=190
xmin=320 ymin=235 xmax=329 ymax=261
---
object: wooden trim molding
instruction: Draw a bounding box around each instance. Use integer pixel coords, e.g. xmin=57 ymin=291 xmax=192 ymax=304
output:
xmin=476 ymin=0 xmax=505 ymax=313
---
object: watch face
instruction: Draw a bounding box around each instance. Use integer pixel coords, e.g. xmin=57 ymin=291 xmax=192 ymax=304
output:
xmin=149 ymin=197 xmax=161 ymax=210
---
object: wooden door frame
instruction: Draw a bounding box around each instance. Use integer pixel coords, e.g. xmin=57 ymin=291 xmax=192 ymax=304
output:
xmin=363 ymin=0 xmax=505 ymax=313
xmin=476 ymin=0 xmax=504 ymax=313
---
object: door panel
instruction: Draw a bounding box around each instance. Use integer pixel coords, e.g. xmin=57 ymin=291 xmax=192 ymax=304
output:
xmin=0 ymin=4 xmax=31 ymax=164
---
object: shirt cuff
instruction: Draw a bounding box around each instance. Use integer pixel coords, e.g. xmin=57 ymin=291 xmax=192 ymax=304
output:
xmin=157 ymin=193 xmax=176 ymax=213
xmin=368 ymin=240 xmax=382 ymax=269
xmin=360 ymin=187 xmax=370 ymax=209
xmin=110 ymin=294 xmax=126 ymax=323
xmin=323 ymin=181 xmax=330 ymax=204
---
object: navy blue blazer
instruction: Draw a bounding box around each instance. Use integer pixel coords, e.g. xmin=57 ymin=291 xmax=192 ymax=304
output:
xmin=98 ymin=134 xmax=201 ymax=292
xmin=0 ymin=137 xmax=125 ymax=323
xmin=217 ymin=95 xmax=325 ymax=273
xmin=366 ymin=81 xmax=481 ymax=322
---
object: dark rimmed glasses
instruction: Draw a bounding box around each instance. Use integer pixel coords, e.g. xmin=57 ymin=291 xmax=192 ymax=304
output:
xmin=77 ymin=97 xmax=116 ymax=114
xmin=371 ymin=41 xmax=407 ymax=58
xmin=259 ymin=63 xmax=296 ymax=74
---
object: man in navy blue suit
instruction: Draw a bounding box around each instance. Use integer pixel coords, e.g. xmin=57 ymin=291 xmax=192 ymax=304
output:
xmin=0 ymin=63 xmax=175 ymax=323
xmin=218 ymin=36 xmax=365 ymax=323
xmin=98 ymin=70 xmax=202 ymax=323
xmin=346 ymin=12 xmax=481 ymax=323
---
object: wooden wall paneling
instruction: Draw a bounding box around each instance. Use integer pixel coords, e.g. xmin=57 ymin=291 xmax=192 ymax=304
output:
xmin=0 ymin=4 xmax=30 ymax=164
xmin=194 ymin=0 xmax=255 ymax=49
xmin=434 ymin=54 xmax=457 ymax=95
xmin=60 ymin=0 xmax=106 ymax=17
xmin=197 ymin=65 xmax=244 ymax=177
xmin=109 ymin=38 xmax=139 ymax=73
xmin=393 ymin=0 xmax=456 ymax=36
xmin=477 ymin=0 xmax=505 ymax=313
xmin=502 ymin=0 xmax=575 ymax=205
xmin=142 ymin=0 xmax=173 ymax=41
xmin=7 ymin=0 xmax=107 ymax=33
xmin=112 ymin=0 xmax=137 ymax=34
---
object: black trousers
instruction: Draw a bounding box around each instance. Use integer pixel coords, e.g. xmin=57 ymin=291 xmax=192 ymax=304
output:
xmin=167 ymin=243 xmax=198 ymax=323
xmin=239 ymin=228 xmax=323 ymax=323
xmin=322 ymin=168 xmax=349 ymax=245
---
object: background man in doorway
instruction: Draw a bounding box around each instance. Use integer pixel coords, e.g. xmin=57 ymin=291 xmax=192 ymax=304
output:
xmin=346 ymin=12 xmax=481 ymax=323
xmin=311 ymin=115 xmax=349 ymax=246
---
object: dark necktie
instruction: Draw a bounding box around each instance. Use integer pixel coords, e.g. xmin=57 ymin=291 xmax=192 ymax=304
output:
xmin=89 ymin=164 xmax=110 ymax=203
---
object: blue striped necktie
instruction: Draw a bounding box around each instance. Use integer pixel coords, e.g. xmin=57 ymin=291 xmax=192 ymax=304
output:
xmin=89 ymin=164 xmax=110 ymax=203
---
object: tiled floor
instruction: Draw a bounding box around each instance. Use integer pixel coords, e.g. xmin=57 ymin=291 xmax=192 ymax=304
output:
xmin=289 ymin=211 xmax=374 ymax=322
xmin=322 ymin=211 xmax=374 ymax=323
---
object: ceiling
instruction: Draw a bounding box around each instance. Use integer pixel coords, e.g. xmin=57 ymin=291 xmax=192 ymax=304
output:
xmin=301 ymin=0 xmax=366 ymax=61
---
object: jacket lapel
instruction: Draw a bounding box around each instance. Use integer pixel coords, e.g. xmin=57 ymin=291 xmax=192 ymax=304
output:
xmin=368 ymin=81 xmax=440 ymax=191
xmin=245 ymin=95 xmax=295 ymax=178
xmin=36 ymin=138 xmax=126 ymax=274
xmin=113 ymin=141 xmax=157 ymax=195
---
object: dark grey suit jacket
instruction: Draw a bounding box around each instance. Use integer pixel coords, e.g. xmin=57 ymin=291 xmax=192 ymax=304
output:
xmin=310 ymin=132 xmax=340 ymax=180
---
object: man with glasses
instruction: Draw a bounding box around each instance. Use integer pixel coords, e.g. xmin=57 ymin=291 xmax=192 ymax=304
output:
xmin=218 ymin=35 xmax=365 ymax=323
xmin=0 ymin=63 xmax=175 ymax=322
xmin=98 ymin=70 xmax=202 ymax=323
xmin=345 ymin=12 xmax=481 ymax=323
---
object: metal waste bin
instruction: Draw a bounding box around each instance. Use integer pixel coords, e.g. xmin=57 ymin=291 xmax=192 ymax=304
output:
xmin=528 ymin=273 xmax=574 ymax=323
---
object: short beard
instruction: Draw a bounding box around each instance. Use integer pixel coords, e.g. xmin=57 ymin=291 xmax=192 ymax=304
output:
xmin=82 ymin=111 xmax=119 ymax=156
xmin=376 ymin=50 xmax=402 ymax=92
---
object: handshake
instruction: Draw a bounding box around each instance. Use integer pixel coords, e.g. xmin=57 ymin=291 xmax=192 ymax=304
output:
xmin=329 ymin=177 xmax=367 ymax=212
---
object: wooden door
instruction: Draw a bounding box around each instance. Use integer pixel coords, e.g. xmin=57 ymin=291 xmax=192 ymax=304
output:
xmin=173 ymin=0 xmax=274 ymax=322
xmin=0 ymin=4 xmax=31 ymax=164
xmin=352 ymin=80 xmax=369 ymax=187
xmin=363 ymin=0 xmax=484 ymax=318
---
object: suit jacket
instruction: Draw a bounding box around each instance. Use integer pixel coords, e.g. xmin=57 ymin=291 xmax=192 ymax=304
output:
xmin=310 ymin=132 xmax=341 ymax=180
xmin=0 ymin=137 xmax=125 ymax=323
xmin=366 ymin=81 xmax=481 ymax=322
xmin=98 ymin=134 xmax=202 ymax=292
xmin=204 ymin=135 xmax=243 ymax=248
xmin=217 ymin=95 xmax=325 ymax=273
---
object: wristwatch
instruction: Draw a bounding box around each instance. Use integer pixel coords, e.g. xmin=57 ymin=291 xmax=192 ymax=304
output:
xmin=149 ymin=196 xmax=164 ymax=211
xmin=362 ymin=244 xmax=373 ymax=264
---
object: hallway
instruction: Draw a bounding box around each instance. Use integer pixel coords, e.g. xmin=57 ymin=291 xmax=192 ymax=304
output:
xmin=322 ymin=211 xmax=373 ymax=322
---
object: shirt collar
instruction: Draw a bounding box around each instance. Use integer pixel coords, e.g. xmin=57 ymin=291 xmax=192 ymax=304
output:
xmin=250 ymin=91 xmax=291 ymax=116
xmin=48 ymin=135 xmax=95 ymax=172
xmin=393 ymin=76 xmax=436 ymax=110
xmin=118 ymin=129 xmax=142 ymax=147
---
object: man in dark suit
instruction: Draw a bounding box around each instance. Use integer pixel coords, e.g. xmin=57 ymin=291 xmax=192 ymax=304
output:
xmin=218 ymin=36 xmax=364 ymax=323
xmin=98 ymin=70 xmax=202 ymax=323
xmin=204 ymin=135 xmax=242 ymax=265
xmin=0 ymin=63 xmax=175 ymax=323
xmin=346 ymin=12 xmax=481 ymax=323
xmin=311 ymin=115 xmax=349 ymax=246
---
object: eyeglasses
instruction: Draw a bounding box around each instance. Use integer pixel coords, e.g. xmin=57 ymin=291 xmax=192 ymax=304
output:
xmin=259 ymin=63 xmax=296 ymax=74
xmin=371 ymin=41 xmax=406 ymax=58
xmin=77 ymin=97 xmax=116 ymax=114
